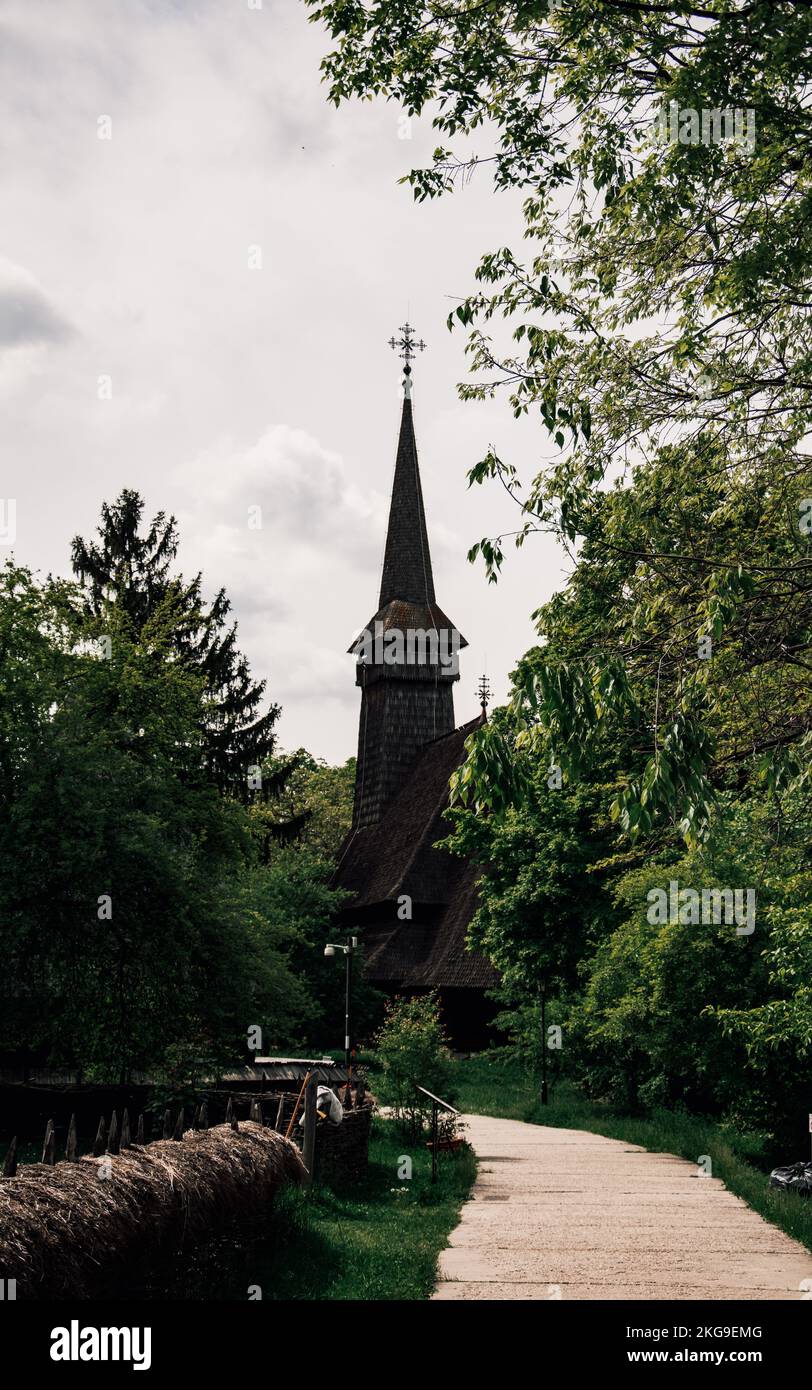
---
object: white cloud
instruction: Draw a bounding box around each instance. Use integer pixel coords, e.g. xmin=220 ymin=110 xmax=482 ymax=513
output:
xmin=0 ymin=0 xmax=562 ymax=760
xmin=175 ymin=423 xmax=388 ymax=606
xmin=0 ymin=257 xmax=72 ymax=349
xmin=174 ymin=423 xmax=387 ymax=734
xmin=178 ymin=423 xmax=384 ymax=556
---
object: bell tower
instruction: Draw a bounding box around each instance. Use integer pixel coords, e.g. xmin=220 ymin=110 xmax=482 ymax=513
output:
xmin=348 ymin=325 xmax=466 ymax=830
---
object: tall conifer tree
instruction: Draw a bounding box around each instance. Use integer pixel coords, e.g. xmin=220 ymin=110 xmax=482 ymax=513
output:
xmin=72 ymin=490 xmax=306 ymax=836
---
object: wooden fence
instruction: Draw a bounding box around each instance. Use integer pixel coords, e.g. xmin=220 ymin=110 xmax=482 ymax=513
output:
xmin=2 ymin=1075 xmax=371 ymax=1184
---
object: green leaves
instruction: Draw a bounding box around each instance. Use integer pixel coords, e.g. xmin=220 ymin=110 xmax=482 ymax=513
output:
xmin=466 ymin=536 xmax=505 ymax=584
xmin=612 ymin=713 xmax=716 ymax=849
xmin=308 ymin=0 xmax=812 ymax=1143
xmin=449 ymin=720 xmax=530 ymax=813
xmin=0 ymin=558 xmax=326 ymax=1079
xmin=308 ymin=0 xmax=812 ymax=589
xmin=72 ymin=489 xmax=283 ymax=799
xmin=701 ymin=565 xmax=755 ymax=642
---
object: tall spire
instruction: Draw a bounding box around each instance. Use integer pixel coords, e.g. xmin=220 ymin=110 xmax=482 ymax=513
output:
xmin=346 ymin=324 xmax=466 ymax=831
xmin=380 ymin=323 xmax=433 ymax=606
xmin=378 ymin=396 xmax=436 ymax=608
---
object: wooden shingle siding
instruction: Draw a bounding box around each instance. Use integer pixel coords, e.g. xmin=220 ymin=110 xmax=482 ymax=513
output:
xmin=339 ymin=393 xmax=498 ymax=1006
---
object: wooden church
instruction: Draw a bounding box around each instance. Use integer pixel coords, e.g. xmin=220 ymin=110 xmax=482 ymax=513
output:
xmin=333 ymin=326 xmax=498 ymax=1046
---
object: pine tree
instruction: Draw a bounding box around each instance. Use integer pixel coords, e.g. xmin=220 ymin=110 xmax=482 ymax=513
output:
xmin=72 ymin=489 xmax=307 ymax=835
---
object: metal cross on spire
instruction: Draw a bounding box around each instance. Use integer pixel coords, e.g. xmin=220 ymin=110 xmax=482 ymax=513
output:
xmin=389 ymin=322 xmax=426 ymax=370
xmin=389 ymin=322 xmax=425 ymax=401
xmin=477 ymin=674 xmax=491 ymax=719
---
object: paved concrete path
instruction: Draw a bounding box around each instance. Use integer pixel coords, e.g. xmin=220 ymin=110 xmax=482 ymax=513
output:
xmin=433 ymin=1115 xmax=812 ymax=1300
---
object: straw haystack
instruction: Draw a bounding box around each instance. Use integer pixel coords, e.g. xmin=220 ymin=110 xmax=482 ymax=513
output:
xmin=0 ymin=1121 xmax=305 ymax=1299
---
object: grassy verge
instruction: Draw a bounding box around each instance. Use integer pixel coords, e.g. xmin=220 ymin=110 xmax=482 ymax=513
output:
xmin=451 ymin=1054 xmax=812 ymax=1256
xmin=234 ymin=1115 xmax=476 ymax=1300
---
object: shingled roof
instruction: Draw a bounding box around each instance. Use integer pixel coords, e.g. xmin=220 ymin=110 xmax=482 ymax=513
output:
xmin=359 ymin=866 xmax=495 ymax=989
xmin=353 ymin=399 xmax=466 ymax=657
xmin=378 ymin=398 xmax=436 ymax=609
xmin=337 ymin=363 xmax=498 ymax=1000
xmin=348 ymin=599 xmax=467 ymax=656
xmin=334 ymin=716 xmax=499 ymax=990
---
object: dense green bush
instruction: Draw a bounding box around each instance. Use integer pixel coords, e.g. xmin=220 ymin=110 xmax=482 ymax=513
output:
xmin=372 ymin=994 xmax=455 ymax=1141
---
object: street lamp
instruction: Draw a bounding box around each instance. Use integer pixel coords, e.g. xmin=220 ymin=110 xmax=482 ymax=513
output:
xmin=324 ymin=934 xmax=358 ymax=1072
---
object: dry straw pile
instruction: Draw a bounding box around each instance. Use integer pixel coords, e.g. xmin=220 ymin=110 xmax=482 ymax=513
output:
xmin=0 ymin=1121 xmax=305 ymax=1298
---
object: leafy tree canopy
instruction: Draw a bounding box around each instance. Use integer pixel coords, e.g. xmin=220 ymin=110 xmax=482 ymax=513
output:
xmin=307 ymin=0 xmax=812 ymax=844
xmin=0 ymin=560 xmax=329 ymax=1080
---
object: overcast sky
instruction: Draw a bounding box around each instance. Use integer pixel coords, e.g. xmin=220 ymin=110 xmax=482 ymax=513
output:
xmin=0 ymin=0 xmax=566 ymax=763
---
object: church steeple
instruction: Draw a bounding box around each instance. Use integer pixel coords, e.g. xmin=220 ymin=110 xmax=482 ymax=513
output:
xmin=378 ymin=394 xmax=435 ymax=608
xmin=348 ymin=328 xmax=466 ymax=831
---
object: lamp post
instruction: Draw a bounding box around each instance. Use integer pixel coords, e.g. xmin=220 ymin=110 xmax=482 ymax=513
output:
xmin=324 ymin=935 xmax=358 ymax=1073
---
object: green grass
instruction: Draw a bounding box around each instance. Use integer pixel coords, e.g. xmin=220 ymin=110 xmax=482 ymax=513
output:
xmin=451 ymin=1054 xmax=812 ymax=1256
xmin=4 ymin=1115 xmax=474 ymax=1302
xmin=231 ymin=1115 xmax=476 ymax=1300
